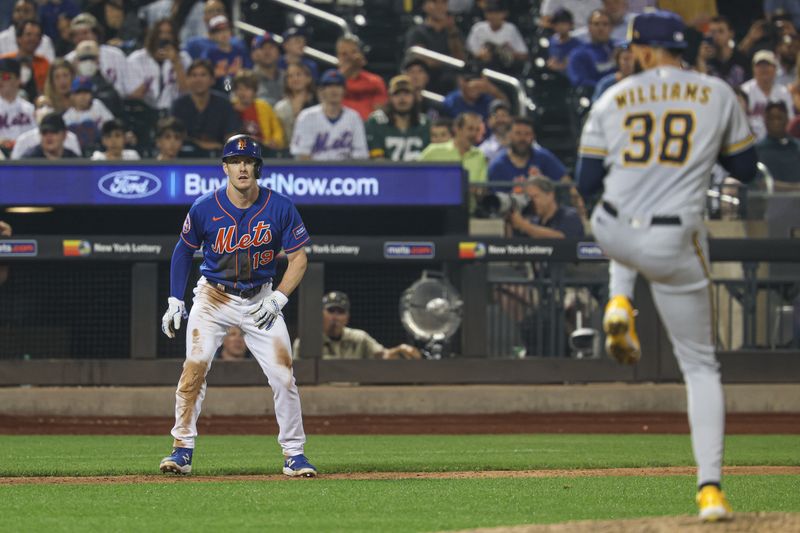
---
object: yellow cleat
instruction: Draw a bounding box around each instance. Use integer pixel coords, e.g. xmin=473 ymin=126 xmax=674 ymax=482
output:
xmin=603 ymin=295 xmax=641 ymax=365
xmin=696 ymin=485 xmax=733 ymax=522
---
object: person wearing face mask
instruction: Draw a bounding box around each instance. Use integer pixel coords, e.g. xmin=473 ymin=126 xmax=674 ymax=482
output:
xmin=64 ymin=13 xmax=128 ymax=96
xmin=10 ymin=94 xmax=82 ymax=159
xmin=0 ymin=57 xmax=36 ymax=155
xmin=71 ymin=39 xmax=123 ymax=118
xmin=0 ymin=19 xmax=49 ymax=99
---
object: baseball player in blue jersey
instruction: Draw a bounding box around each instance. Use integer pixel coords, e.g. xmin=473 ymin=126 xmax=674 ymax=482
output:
xmin=577 ymin=11 xmax=758 ymax=522
xmin=159 ymin=133 xmax=317 ymax=477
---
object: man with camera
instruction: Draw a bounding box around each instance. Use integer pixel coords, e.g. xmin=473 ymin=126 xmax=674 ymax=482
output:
xmin=487 ymin=117 xmax=569 ymax=190
xmin=507 ymin=176 xmax=584 ymax=240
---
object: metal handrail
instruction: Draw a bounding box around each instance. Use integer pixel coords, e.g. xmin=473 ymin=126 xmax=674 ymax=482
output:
xmin=407 ymin=45 xmax=534 ymax=116
xmin=267 ymin=0 xmax=351 ymax=36
xmin=235 ymin=21 xmax=447 ymax=106
xmin=235 ymin=20 xmax=338 ymax=66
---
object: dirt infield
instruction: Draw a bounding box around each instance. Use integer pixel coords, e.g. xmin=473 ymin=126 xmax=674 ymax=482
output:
xmin=1 ymin=466 xmax=797 ymax=485
xmin=0 ymin=413 xmax=798 ymax=435
xmin=455 ymin=513 xmax=800 ymax=533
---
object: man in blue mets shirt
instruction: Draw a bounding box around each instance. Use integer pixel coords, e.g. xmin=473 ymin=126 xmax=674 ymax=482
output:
xmin=159 ymin=133 xmax=317 ymax=477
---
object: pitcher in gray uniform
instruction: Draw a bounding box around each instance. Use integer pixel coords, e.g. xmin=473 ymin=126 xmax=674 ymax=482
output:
xmin=576 ymin=10 xmax=758 ymax=522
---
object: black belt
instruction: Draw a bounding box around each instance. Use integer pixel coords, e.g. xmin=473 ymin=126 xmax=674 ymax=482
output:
xmin=215 ymin=283 xmax=265 ymax=299
xmin=602 ymin=201 xmax=681 ymax=226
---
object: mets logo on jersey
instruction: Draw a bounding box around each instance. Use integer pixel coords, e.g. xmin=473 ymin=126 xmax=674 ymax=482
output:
xmin=182 ymin=214 xmax=191 ymax=234
xmin=237 ymin=138 xmax=247 ymax=150
xmin=213 ymin=221 xmax=272 ymax=254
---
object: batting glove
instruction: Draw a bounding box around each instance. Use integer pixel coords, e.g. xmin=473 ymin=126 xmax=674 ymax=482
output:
xmin=251 ymin=291 xmax=288 ymax=330
xmin=161 ymin=297 xmax=187 ymax=338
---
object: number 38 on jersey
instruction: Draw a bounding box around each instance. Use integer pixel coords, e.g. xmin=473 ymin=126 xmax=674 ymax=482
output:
xmin=622 ymin=111 xmax=695 ymax=166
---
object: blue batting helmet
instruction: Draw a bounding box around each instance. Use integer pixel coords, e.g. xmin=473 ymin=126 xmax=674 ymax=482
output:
xmin=625 ymin=10 xmax=688 ymax=49
xmin=222 ymin=134 xmax=263 ymax=175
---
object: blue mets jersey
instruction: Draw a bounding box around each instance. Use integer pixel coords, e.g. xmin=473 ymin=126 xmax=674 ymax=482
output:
xmin=178 ymin=185 xmax=310 ymax=291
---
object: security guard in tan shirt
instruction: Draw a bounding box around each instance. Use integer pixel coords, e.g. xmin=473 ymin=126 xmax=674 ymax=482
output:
xmin=293 ymin=291 xmax=421 ymax=359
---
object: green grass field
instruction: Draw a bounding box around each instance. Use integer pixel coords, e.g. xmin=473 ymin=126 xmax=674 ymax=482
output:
xmin=1 ymin=434 xmax=798 ymax=532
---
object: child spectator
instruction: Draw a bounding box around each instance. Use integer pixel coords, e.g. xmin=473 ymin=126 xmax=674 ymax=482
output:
xmin=202 ymin=15 xmax=251 ymax=92
xmin=231 ymin=69 xmax=285 ymax=151
xmin=430 ymin=116 xmax=453 ymax=143
xmin=154 ymin=116 xmax=186 ymax=160
xmin=62 ymin=76 xmax=114 ymax=153
xmin=546 ymin=8 xmax=580 ymax=73
xmin=465 ymin=0 xmax=528 ymax=73
xmin=91 ymin=118 xmax=140 ymax=160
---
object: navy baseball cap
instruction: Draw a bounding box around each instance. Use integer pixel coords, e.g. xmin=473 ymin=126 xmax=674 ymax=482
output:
xmin=0 ymin=57 xmax=21 ymax=77
xmin=625 ymin=10 xmax=688 ymax=49
xmin=318 ymin=68 xmax=345 ymax=87
xmin=282 ymin=26 xmax=306 ymax=41
xmin=70 ymin=76 xmax=94 ymax=93
xmin=252 ymin=32 xmax=281 ymax=50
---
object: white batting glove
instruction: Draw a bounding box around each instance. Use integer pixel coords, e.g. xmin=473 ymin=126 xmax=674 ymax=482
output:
xmin=251 ymin=291 xmax=288 ymax=330
xmin=161 ymin=297 xmax=187 ymax=338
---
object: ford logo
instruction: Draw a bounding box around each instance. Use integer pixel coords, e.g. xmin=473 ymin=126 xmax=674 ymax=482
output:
xmin=98 ymin=171 xmax=162 ymax=199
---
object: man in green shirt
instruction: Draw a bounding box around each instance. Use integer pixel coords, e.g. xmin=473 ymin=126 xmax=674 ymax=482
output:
xmin=365 ymin=75 xmax=430 ymax=161
xmin=420 ymin=111 xmax=488 ymax=211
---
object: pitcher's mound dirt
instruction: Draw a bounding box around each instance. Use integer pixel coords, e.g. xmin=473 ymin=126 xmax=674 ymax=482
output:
xmin=454 ymin=513 xmax=799 ymax=533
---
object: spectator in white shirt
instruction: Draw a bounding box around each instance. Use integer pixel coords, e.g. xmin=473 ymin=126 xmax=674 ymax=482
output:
xmin=91 ymin=118 xmax=140 ymax=160
xmin=0 ymin=0 xmax=55 ymax=61
xmin=290 ymin=69 xmax=368 ymax=161
xmin=64 ymin=13 xmax=128 ymax=96
xmin=0 ymin=57 xmax=36 ymax=155
xmin=741 ymin=50 xmax=795 ymax=141
xmin=466 ymin=0 xmax=528 ymax=72
xmin=11 ymin=94 xmax=82 ymax=159
xmin=125 ymin=18 xmax=190 ymax=111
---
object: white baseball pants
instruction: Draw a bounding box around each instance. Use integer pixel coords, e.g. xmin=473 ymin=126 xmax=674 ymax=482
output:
xmin=170 ymin=277 xmax=307 ymax=457
xmin=591 ymin=204 xmax=725 ymax=486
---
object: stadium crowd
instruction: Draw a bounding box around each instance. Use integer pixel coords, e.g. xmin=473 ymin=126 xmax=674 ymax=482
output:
xmin=1 ymin=0 xmax=799 ymax=198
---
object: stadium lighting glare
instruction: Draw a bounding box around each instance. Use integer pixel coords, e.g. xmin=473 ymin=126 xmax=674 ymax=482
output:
xmin=5 ymin=206 xmax=54 ymax=214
